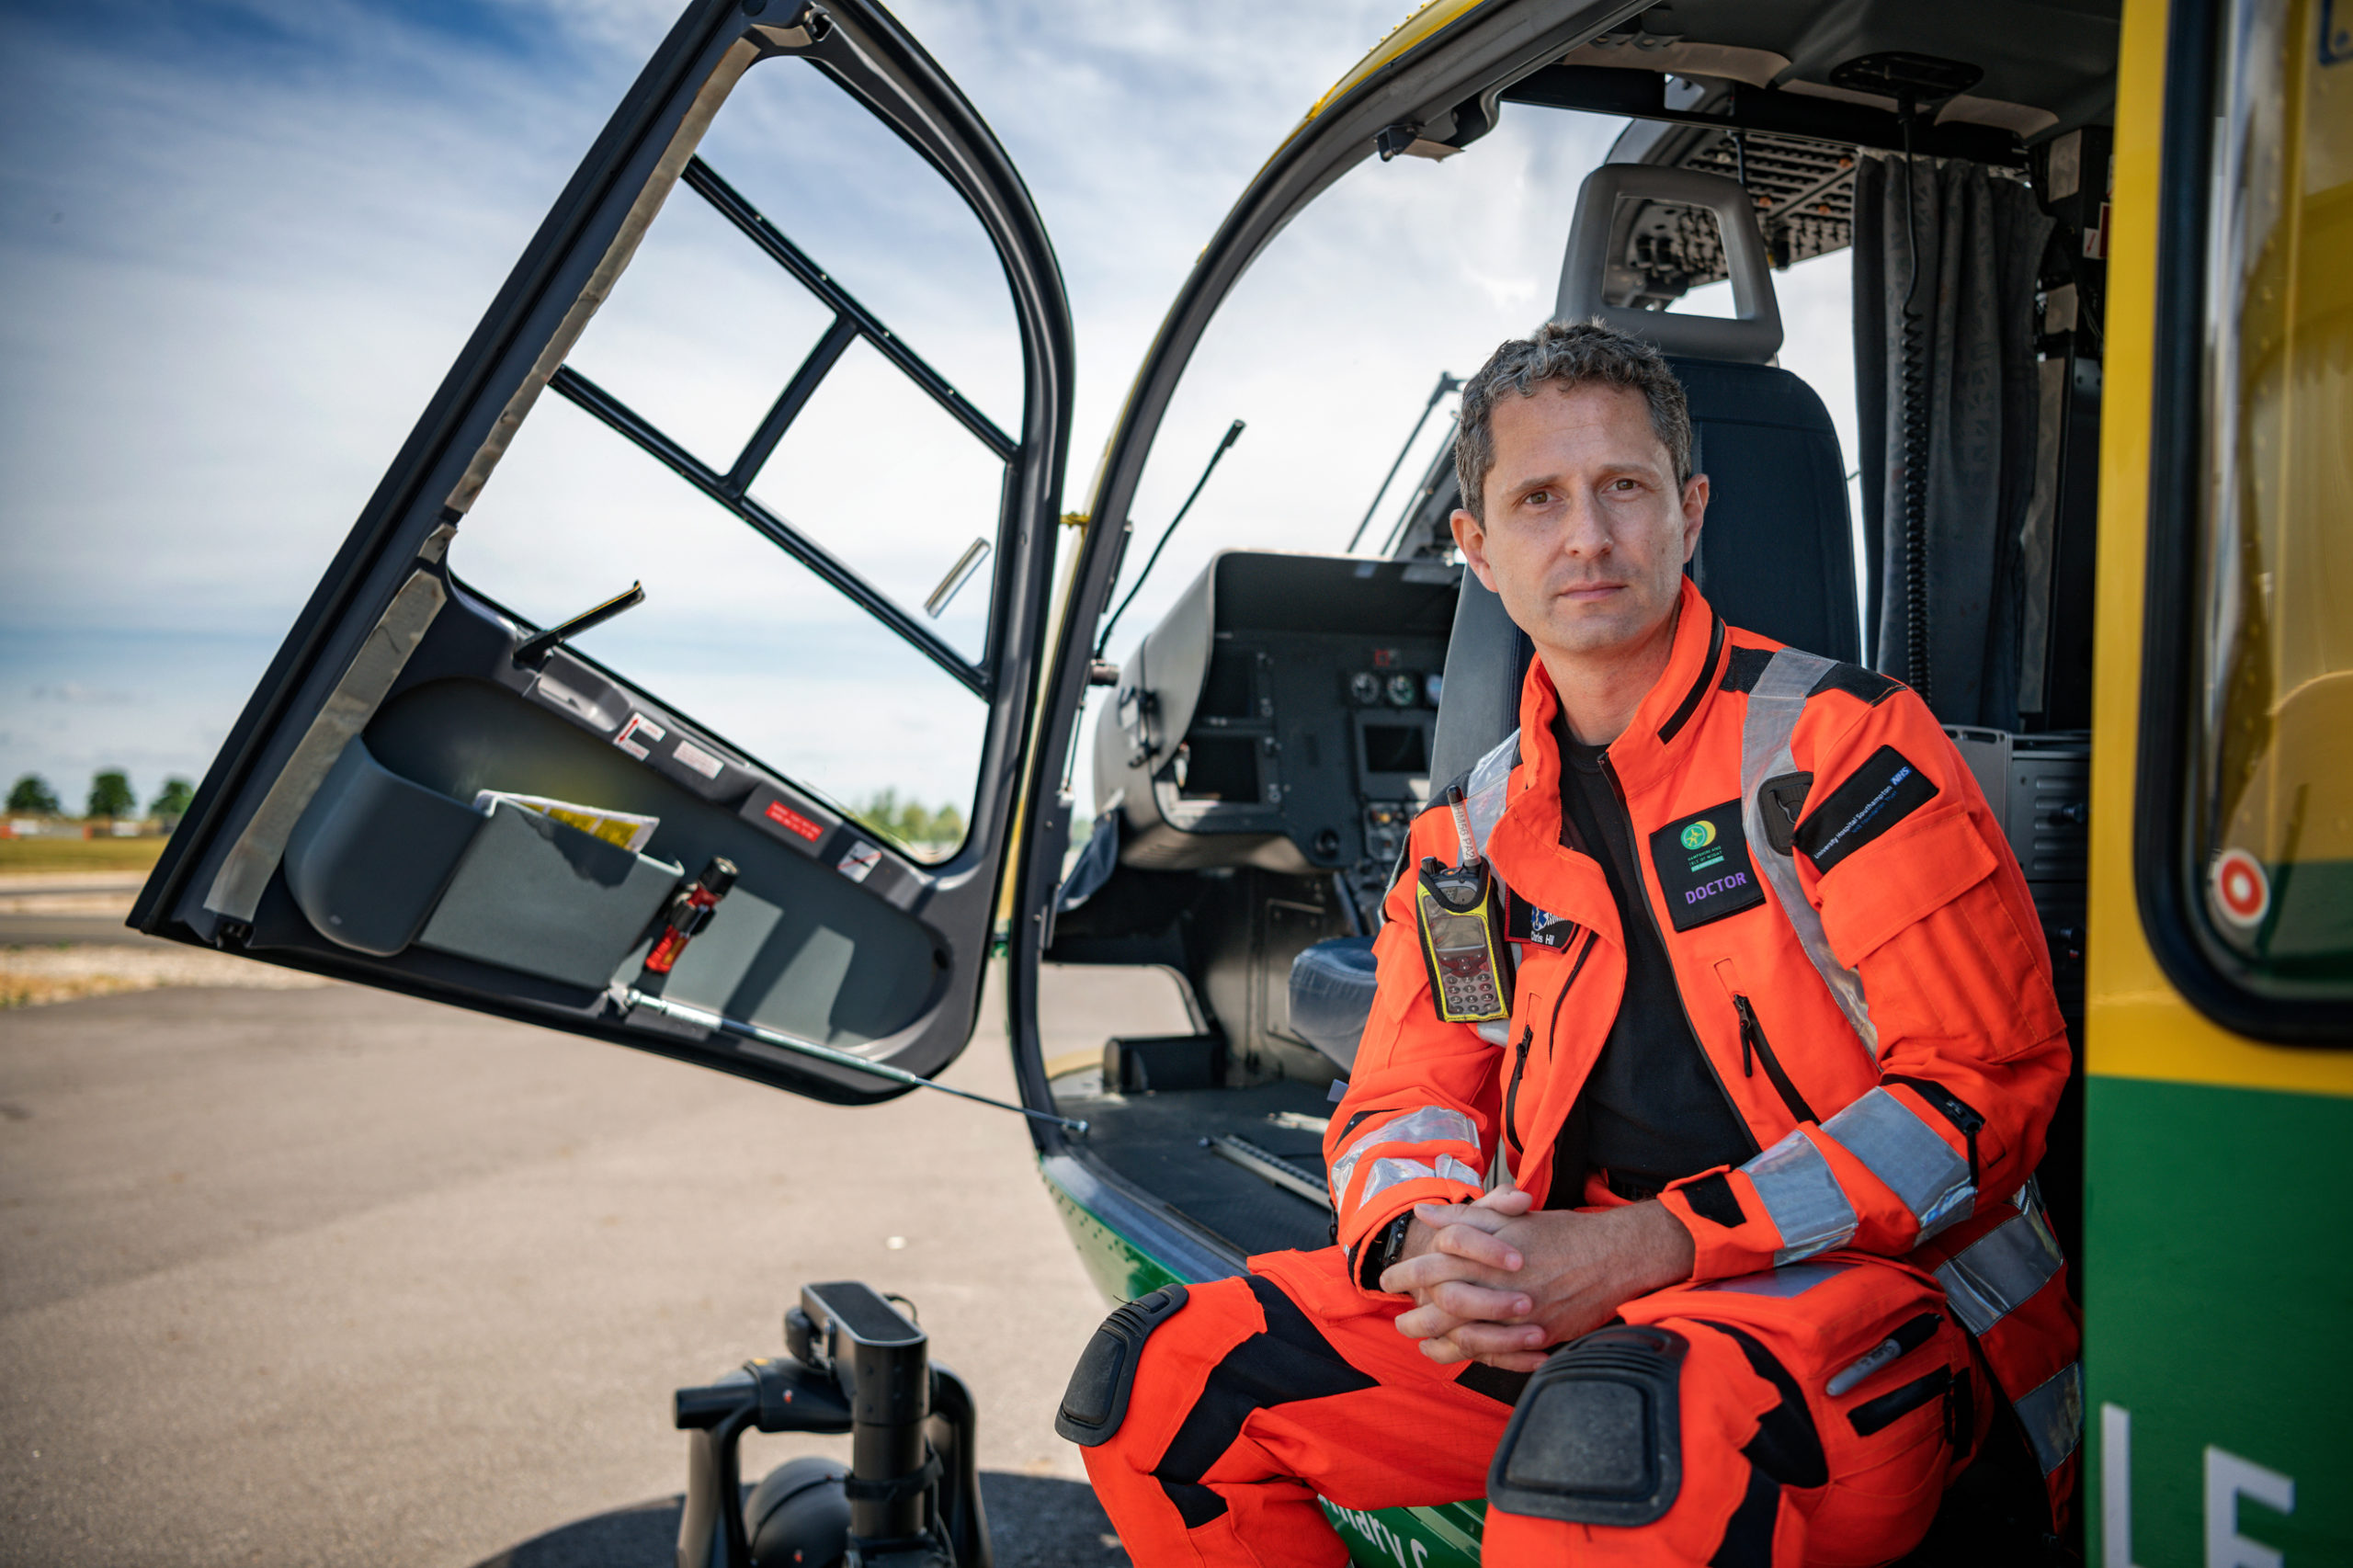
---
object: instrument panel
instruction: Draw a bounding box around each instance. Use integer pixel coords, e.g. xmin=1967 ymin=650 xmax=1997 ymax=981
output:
xmin=1094 ymin=551 xmax=1461 ymax=924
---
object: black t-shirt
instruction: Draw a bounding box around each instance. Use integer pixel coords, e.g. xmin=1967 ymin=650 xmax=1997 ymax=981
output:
xmin=1548 ymin=717 xmax=1756 ymax=1205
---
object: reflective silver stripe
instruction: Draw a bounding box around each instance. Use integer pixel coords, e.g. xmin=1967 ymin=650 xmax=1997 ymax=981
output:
xmin=1339 ymin=1105 xmax=1481 ymax=1157
xmin=1358 ymin=1156 xmax=1463 ymax=1207
xmin=1936 ymin=1205 xmax=2064 ymax=1336
xmin=1329 ymin=1105 xmax=1481 ymax=1208
xmin=2014 ymin=1361 xmax=2085 ymax=1474
xmin=1741 ymin=1129 xmax=1858 ymax=1264
xmin=1357 ymin=1156 xmax=1431 ymax=1206
xmin=1356 ymin=1153 xmax=1484 ymax=1209
xmin=1434 ymin=1155 xmax=1482 ymax=1187
xmin=1463 ymin=729 xmax=1519 ymax=849
xmin=1823 ymin=1087 xmax=1975 ymax=1240
xmin=1738 ymin=648 xmax=1879 ymax=1060
xmin=1328 ymin=1149 xmax=1364 ymax=1210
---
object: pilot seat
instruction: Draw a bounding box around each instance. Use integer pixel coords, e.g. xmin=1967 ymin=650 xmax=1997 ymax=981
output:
xmin=1289 ymin=163 xmax=1859 ymax=1070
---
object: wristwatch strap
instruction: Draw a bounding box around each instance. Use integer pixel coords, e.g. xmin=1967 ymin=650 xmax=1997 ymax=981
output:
xmin=1358 ymin=1213 xmax=1412 ymax=1290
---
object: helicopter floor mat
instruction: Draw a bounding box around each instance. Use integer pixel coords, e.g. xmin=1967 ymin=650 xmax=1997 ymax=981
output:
xmin=1051 ymin=1075 xmax=1338 ymax=1259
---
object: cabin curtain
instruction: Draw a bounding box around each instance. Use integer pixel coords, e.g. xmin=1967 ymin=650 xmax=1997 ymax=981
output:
xmin=1851 ymin=152 xmax=2053 ymax=729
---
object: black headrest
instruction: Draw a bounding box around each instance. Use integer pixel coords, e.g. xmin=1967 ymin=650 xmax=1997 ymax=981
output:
xmin=1556 ymin=165 xmax=1783 ymax=364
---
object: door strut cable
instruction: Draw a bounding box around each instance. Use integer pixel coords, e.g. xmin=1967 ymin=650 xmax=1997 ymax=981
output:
xmin=615 ymin=987 xmax=1088 ymax=1134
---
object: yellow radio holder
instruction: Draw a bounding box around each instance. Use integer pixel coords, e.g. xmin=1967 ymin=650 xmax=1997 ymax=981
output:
xmin=1414 ymin=786 xmax=1513 ymax=1025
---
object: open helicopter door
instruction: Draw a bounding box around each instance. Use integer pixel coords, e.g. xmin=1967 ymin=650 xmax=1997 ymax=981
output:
xmin=130 ymin=0 xmax=1073 ymax=1106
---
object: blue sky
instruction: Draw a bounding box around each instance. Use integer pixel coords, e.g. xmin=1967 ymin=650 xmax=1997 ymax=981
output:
xmin=0 ymin=0 xmax=1858 ymax=820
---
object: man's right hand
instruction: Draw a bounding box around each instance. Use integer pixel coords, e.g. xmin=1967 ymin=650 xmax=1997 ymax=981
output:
xmin=1382 ymin=1197 xmax=1699 ymax=1371
xmin=1381 ymin=1186 xmax=1537 ymax=1367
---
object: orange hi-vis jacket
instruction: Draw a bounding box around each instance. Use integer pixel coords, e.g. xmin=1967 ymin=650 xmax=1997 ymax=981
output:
xmin=1324 ymin=579 xmax=2084 ymax=1517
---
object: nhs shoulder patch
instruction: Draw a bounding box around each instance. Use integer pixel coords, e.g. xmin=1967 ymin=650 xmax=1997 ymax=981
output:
xmin=1793 ymin=745 xmax=1940 ymax=874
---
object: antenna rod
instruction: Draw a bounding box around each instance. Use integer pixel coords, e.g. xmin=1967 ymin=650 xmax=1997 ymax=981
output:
xmin=1376 ymin=426 xmax=1462 ymax=559
xmin=1347 ymin=372 xmax=1462 ymax=553
xmin=1095 ymin=419 xmax=1244 ymax=658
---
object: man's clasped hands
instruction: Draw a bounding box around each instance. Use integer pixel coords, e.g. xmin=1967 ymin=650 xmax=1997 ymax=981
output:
xmin=1377 ymin=1187 xmax=1699 ymax=1373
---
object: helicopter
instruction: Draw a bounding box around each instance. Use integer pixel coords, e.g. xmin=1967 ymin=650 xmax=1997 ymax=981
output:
xmin=133 ymin=0 xmax=2349 ymax=1562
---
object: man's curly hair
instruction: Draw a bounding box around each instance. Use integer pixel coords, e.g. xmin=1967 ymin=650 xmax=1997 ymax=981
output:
xmin=1453 ymin=318 xmax=1694 ymax=522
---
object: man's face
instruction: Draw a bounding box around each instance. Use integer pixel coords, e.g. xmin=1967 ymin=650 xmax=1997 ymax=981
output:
xmin=1450 ymin=381 xmax=1706 ymax=663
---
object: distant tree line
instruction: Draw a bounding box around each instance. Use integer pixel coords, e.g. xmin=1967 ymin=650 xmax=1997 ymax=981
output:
xmin=8 ymin=770 xmax=960 ymax=847
xmin=6 ymin=771 xmax=195 ymax=824
xmin=853 ymin=789 xmax=967 ymax=855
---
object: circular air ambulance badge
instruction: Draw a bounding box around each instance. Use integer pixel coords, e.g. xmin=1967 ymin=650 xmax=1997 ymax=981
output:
xmin=1680 ymin=820 xmax=1718 ymax=853
xmin=2212 ymin=847 xmax=2270 ymax=928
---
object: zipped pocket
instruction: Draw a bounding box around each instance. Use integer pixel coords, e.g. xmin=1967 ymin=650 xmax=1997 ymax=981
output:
xmin=1504 ymin=1025 xmax=1533 ymax=1155
xmin=1732 ymin=994 xmax=1818 ymax=1123
xmin=1509 ymin=929 xmax=1599 ymax=1155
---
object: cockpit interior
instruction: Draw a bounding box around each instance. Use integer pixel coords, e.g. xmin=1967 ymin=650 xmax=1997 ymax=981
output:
xmin=1043 ymin=1 xmax=2109 ymax=1329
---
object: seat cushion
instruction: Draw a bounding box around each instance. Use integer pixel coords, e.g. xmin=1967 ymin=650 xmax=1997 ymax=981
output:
xmin=1290 ymin=935 xmax=1380 ymax=1072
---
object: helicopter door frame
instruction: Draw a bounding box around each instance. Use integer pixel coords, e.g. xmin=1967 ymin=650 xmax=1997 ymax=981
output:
xmin=131 ymin=0 xmax=1074 ymax=1105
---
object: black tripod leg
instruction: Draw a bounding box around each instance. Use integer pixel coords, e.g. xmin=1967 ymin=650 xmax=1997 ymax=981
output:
xmin=928 ymin=1364 xmax=991 ymax=1568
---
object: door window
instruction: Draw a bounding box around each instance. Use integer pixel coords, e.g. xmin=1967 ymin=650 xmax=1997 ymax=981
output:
xmin=449 ymin=45 xmax=1025 ymax=859
xmin=2146 ymin=0 xmax=2353 ymax=1025
xmin=452 ymin=393 xmax=987 ymax=855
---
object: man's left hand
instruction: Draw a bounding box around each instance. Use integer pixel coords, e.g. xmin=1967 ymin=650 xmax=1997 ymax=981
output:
xmin=1380 ymin=1200 xmax=1696 ymax=1372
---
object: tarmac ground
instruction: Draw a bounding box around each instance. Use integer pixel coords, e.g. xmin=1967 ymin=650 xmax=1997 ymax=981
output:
xmin=0 ymin=933 xmax=1188 ymax=1567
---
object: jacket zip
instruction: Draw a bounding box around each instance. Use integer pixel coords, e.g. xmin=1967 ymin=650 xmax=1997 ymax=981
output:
xmin=1733 ymin=994 xmax=1818 ymax=1123
xmin=1508 ymin=930 xmax=1598 ymax=1155
xmin=1597 ymin=755 xmax=1760 ymax=1157
xmin=1504 ymin=1026 xmax=1534 ymax=1155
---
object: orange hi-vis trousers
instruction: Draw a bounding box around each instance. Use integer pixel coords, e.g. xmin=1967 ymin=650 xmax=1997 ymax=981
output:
xmin=1080 ymin=1244 xmax=1991 ymax=1567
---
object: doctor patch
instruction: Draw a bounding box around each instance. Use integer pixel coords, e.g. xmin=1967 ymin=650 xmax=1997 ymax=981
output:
xmin=1649 ymin=801 xmax=1767 ymax=931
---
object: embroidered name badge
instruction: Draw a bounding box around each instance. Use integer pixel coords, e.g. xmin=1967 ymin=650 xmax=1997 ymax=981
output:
xmin=1506 ymin=891 xmax=1581 ymax=949
xmin=1649 ymin=802 xmax=1768 ymax=932
xmin=1793 ymin=745 xmax=1939 ymax=874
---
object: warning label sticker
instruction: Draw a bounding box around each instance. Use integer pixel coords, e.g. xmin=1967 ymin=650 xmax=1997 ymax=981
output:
xmin=614 ymin=713 xmax=666 ymax=761
xmin=673 ymin=739 xmax=724 ymax=779
xmin=765 ymin=801 xmax=823 ymax=842
xmin=836 ymin=842 xmax=881 ymax=883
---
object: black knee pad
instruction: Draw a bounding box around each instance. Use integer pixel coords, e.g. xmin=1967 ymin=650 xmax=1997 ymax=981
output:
xmin=1055 ymin=1283 xmax=1189 ymax=1447
xmin=1486 ymin=1324 xmax=1688 ymax=1526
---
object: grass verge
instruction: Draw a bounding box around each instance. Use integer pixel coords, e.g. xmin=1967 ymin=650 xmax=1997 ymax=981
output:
xmin=0 ymin=944 xmax=328 ymax=1008
xmin=0 ymin=837 xmax=170 ymax=874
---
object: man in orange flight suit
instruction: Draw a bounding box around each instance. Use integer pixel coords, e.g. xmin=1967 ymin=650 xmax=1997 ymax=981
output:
xmin=1063 ymin=320 xmax=2081 ymax=1565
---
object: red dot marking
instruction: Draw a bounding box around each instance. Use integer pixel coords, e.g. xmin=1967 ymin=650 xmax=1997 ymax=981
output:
xmin=2214 ymin=848 xmax=2268 ymax=926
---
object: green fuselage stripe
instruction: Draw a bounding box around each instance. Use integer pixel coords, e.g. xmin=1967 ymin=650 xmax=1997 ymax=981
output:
xmin=2086 ymin=1074 xmax=2351 ymax=1563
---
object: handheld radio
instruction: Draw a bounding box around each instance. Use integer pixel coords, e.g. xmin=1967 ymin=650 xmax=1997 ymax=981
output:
xmin=1415 ymin=786 xmax=1513 ymax=1025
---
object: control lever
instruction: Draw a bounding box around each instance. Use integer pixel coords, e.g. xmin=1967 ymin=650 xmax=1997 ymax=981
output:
xmin=514 ymin=581 xmax=644 ymax=667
